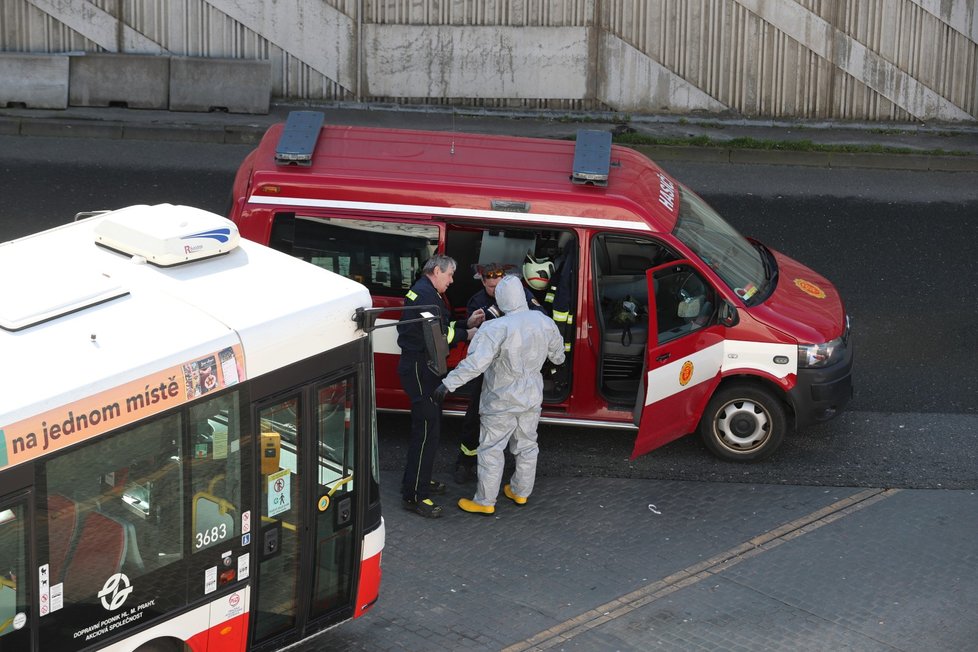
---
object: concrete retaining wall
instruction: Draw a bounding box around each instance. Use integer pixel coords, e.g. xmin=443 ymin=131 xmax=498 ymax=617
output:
xmin=2 ymin=0 xmax=975 ymax=121
xmin=0 ymin=54 xmax=69 ymax=109
xmin=362 ymin=25 xmax=590 ymax=100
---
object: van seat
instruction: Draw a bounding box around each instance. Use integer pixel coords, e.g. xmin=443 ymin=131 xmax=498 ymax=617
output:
xmin=600 ymin=275 xmax=648 ymax=303
xmin=599 ymin=275 xmax=649 ymax=355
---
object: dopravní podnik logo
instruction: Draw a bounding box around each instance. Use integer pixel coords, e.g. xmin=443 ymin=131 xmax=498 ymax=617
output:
xmin=98 ymin=573 xmax=133 ymax=611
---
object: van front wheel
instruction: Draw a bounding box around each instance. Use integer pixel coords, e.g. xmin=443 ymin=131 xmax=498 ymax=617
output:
xmin=699 ymin=383 xmax=787 ymax=461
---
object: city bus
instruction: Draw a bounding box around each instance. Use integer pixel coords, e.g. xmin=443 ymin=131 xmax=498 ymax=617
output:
xmin=0 ymin=204 xmax=399 ymax=651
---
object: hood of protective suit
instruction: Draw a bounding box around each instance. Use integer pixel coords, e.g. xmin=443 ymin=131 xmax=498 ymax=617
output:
xmin=496 ymin=275 xmax=528 ymax=314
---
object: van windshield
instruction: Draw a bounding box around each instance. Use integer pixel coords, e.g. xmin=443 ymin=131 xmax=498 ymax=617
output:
xmin=672 ymin=187 xmax=770 ymax=304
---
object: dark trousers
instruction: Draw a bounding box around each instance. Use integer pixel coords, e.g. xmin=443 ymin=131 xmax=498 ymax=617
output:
xmin=398 ymin=354 xmax=442 ymax=502
xmin=458 ymin=376 xmax=483 ymax=468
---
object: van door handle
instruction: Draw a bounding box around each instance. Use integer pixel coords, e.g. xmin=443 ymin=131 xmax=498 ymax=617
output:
xmin=656 ymin=353 xmax=671 ymax=363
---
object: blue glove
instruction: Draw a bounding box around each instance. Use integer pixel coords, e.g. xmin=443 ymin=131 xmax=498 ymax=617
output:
xmin=432 ymin=383 xmax=449 ymax=404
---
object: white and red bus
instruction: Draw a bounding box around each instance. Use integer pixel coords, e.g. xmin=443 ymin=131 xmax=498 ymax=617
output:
xmin=228 ymin=112 xmax=853 ymax=461
xmin=0 ymin=204 xmax=391 ymax=651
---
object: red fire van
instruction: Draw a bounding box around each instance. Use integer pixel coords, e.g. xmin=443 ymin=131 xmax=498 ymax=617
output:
xmin=228 ymin=112 xmax=852 ymax=461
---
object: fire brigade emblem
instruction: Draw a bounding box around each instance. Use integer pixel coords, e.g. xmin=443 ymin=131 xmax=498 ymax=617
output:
xmin=679 ymin=361 xmax=694 ymax=386
xmin=794 ymin=278 xmax=826 ymax=299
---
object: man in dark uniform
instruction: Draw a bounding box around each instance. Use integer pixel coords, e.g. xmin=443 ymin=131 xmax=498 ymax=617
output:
xmin=398 ymin=254 xmax=484 ymax=517
xmin=542 ymin=234 xmax=577 ymax=391
xmin=454 ymin=263 xmax=544 ymax=483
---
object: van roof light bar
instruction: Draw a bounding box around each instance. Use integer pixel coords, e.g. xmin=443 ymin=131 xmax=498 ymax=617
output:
xmin=571 ymin=130 xmax=612 ymax=186
xmin=275 ymin=111 xmax=325 ymax=166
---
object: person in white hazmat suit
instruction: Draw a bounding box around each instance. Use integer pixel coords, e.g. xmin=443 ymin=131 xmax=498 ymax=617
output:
xmin=433 ymin=274 xmax=566 ymax=515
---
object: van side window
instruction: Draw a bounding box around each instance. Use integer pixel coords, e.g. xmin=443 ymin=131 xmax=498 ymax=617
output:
xmin=268 ymin=213 xmax=439 ymax=297
xmin=652 ymin=264 xmax=717 ymax=343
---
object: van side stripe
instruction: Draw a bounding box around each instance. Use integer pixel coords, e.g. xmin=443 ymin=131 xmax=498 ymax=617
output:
xmin=247 ymin=196 xmax=652 ymax=232
xmin=644 ymin=340 xmax=797 ymax=407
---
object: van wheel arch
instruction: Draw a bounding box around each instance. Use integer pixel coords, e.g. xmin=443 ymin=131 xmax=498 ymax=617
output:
xmin=698 ymin=379 xmax=790 ymax=462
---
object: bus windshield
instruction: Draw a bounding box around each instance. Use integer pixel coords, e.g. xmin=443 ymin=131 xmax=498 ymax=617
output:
xmin=672 ymin=188 xmax=770 ymax=304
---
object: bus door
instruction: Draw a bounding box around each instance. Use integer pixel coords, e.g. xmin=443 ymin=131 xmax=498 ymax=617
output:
xmin=252 ymin=374 xmax=359 ymax=645
xmin=632 ymin=262 xmax=724 ymax=458
xmin=0 ymin=490 xmax=31 ymax=651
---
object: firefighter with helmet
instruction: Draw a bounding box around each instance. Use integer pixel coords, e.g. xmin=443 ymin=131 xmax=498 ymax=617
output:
xmin=522 ymin=253 xmax=554 ymax=293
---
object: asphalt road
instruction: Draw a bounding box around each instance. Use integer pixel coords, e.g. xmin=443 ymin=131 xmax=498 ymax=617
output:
xmin=3 ymin=135 xmax=976 ymax=490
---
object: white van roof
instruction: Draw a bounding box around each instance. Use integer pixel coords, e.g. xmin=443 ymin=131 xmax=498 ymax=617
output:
xmin=0 ymin=204 xmax=371 ymax=428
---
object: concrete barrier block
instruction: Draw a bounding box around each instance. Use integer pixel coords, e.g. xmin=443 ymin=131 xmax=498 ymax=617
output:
xmin=169 ymin=58 xmax=271 ymax=114
xmin=0 ymin=54 xmax=69 ymax=109
xmin=69 ymin=54 xmax=169 ymax=109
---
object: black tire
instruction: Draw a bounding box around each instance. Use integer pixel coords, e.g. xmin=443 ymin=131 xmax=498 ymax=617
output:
xmin=699 ymin=382 xmax=787 ymax=461
xmin=133 ymin=638 xmax=189 ymax=652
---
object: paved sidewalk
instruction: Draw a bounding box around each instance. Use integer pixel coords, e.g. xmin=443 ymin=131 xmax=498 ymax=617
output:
xmin=1 ymin=102 xmax=976 ymax=171
xmin=307 ymin=469 xmax=978 ymax=652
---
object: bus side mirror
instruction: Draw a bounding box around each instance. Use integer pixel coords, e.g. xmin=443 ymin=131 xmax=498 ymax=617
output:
xmin=719 ymin=301 xmax=739 ymax=327
xmin=422 ymin=316 xmax=448 ymax=376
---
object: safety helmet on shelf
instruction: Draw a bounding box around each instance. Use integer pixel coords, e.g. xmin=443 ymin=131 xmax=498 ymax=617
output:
xmin=522 ymin=253 xmax=554 ymax=291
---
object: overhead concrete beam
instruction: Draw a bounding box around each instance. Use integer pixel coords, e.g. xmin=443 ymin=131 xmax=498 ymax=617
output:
xmin=0 ymin=54 xmax=69 ymax=109
xmin=169 ymin=58 xmax=271 ymax=114
xmin=362 ymin=25 xmax=589 ymax=99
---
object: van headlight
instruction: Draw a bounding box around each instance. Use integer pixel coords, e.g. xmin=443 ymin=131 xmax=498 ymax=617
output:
xmin=798 ymin=316 xmax=850 ymax=369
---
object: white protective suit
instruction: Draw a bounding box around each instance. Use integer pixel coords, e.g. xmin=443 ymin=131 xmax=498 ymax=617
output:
xmin=442 ymin=275 xmax=566 ymax=505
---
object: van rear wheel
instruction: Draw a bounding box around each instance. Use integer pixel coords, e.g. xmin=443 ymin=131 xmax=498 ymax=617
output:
xmin=699 ymin=382 xmax=787 ymax=461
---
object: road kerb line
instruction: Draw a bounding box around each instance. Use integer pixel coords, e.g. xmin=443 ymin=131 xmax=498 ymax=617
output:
xmin=502 ymin=487 xmax=900 ymax=652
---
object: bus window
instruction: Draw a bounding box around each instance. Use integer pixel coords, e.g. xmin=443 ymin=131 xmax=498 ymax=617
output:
xmin=190 ymin=393 xmax=246 ymax=553
xmin=38 ymin=415 xmax=183 ymax=648
xmin=0 ymin=499 xmax=29 ymax=648
xmin=44 ymin=415 xmax=183 ymax=593
xmin=311 ymin=377 xmax=356 ymax=617
xmin=254 ymin=396 xmax=302 ymax=642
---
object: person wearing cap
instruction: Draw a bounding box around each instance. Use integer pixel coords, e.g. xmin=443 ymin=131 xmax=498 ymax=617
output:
xmin=397 ymin=254 xmax=484 ymax=518
xmin=453 ymin=262 xmax=544 ymax=483
xmin=433 ymin=275 xmax=565 ymax=515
